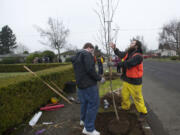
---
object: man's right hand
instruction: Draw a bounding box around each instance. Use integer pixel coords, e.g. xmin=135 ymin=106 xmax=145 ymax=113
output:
xmin=109 ymin=42 xmax=116 ymax=50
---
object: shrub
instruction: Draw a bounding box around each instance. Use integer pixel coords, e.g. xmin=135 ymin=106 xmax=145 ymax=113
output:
xmin=41 ymin=50 xmax=56 ymax=62
xmin=26 ymin=51 xmax=56 ymax=63
xmin=26 ymin=53 xmax=41 ymax=63
xmin=23 ymin=51 xmax=29 ymax=54
xmin=0 ymin=63 xmax=70 ymax=73
xmin=0 ymin=65 xmax=74 ymax=134
xmin=0 ymin=57 xmax=22 ymax=64
xmin=170 ymin=56 xmax=178 ymax=60
xmin=65 ymin=57 xmax=72 ymax=62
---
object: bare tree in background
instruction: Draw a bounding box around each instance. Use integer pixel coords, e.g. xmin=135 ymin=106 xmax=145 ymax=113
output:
xmin=65 ymin=44 xmax=79 ymax=53
xmin=15 ymin=42 xmax=29 ymax=54
xmin=94 ymin=0 xmax=120 ymax=56
xmin=36 ymin=17 xmax=70 ymax=61
xmin=159 ymin=19 xmax=180 ymax=54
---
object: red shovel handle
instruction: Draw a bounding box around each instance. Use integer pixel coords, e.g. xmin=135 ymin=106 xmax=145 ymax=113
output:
xmin=40 ymin=104 xmax=64 ymax=111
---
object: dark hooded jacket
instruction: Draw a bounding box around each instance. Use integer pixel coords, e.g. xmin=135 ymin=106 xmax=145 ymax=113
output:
xmin=114 ymin=48 xmax=143 ymax=85
xmin=71 ymin=50 xmax=101 ymax=89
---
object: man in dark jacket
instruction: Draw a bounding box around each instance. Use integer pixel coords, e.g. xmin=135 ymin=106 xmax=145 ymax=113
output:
xmin=109 ymin=40 xmax=147 ymax=121
xmin=71 ymin=43 xmax=105 ymax=135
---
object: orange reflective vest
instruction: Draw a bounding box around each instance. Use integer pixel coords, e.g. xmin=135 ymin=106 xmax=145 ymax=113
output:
xmin=123 ymin=53 xmax=143 ymax=78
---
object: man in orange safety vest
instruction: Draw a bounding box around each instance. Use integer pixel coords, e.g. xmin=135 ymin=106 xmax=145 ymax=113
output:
xmin=109 ymin=39 xmax=148 ymax=121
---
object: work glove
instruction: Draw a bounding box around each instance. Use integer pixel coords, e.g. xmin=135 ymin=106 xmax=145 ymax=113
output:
xmin=107 ymin=62 xmax=116 ymax=67
xmin=100 ymin=77 xmax=106 ymax=84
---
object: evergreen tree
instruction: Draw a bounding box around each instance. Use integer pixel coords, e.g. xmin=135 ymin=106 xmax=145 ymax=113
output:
xmin=0 ymin=25 xmax=17 ymax=54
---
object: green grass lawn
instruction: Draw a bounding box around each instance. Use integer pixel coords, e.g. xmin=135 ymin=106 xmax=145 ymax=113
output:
xmin=0 ymin=72 xmax=30 ymax=84
xmin=98 ymin=78 xmax=122 ymax=113
xmin=99 ymin=78 xmax=122 ymax=97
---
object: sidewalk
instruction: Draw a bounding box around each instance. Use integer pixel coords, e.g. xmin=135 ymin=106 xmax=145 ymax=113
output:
xmin=14 ymin=91 xmax=153 ymax=135
xmin=15 ymin=93 xmax=81 ymax=135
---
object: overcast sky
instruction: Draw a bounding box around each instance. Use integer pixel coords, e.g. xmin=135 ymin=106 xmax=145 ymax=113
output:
xmin=0 ymin=0 xmax=180 ymax=53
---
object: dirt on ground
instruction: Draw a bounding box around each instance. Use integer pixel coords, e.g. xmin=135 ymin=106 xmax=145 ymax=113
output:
xmin=96 ymin=112 xmax=144 ymax=135
xmin=70 ymin=92 xmax=145 ymax=135
xmin=12 ymin=92 xmax=145 ymax=135
xmin=70 ymin=111 xmax=144 ymax=135
xmin=100 ymin=92 xmax=122 ymax=108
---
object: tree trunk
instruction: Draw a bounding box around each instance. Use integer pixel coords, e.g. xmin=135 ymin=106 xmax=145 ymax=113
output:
xmin=57 ymin=48 xmax=60 ymax=62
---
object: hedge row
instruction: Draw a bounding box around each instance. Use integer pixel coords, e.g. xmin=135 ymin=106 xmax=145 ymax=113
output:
xmin=0 ymin=63 xmax=70 ymax=73
xmin=0 ymin=65 xmax=74 ymax=134
xmin=170 ymin=56 xmax=180 ymax=60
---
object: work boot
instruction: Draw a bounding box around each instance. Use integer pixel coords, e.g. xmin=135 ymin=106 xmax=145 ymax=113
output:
xmin=80 ymin=120 xmax=84 ymax=126
xmin=82 ymin=128 xmax=100 ymax=135
xmin=138 ymin=113 xmax=147 ymax=122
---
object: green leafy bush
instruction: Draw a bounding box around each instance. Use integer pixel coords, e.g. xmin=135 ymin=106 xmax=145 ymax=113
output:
xmin=0 ymin=65 xmax=74 ymax=134
xmin=41 ymin=50 xmax=56 ymax=62
xmin=25 ymin=50 xmax=56 ymax=63
xmin=25 ymin=53 xmax=41 ymax=63
xmin=170 ymin=56 xmax=179 ymax=60
xmin=65 ymin=57 xmax=72 ymax=62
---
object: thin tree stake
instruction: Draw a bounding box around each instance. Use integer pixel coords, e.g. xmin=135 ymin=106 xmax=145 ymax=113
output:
xmin=108 ymin=58 xmax=119 ymax=120
xmin=50 ymin=81 xmax=68 ymax=97
xmin=50 ymin=81 xmax=64 ymax=93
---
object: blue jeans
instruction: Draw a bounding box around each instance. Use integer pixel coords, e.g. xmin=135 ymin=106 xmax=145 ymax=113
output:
xmin=78 ymin=85 xmax=99 ymax=132
xmin=98 ymin=65 xmax=103 ymax=75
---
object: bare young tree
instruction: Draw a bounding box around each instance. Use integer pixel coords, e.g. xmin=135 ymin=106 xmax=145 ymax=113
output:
xmin=94 ymin=0 xmax=120 ymax=121
xmin=159 ymin=19 xmax=180 ymax=53
xmin=94 ymin=0 xmax=120 ymax=56
xmin=36 ymin=17 xmax=70 ymax=61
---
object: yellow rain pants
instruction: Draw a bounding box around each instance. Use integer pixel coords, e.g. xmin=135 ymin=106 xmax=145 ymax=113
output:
xmin=121 ymin=81 xmax=147 ymax=114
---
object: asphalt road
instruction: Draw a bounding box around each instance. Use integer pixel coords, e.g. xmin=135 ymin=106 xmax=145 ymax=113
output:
xmin=143 ymin=60 xmax=180 ymax=135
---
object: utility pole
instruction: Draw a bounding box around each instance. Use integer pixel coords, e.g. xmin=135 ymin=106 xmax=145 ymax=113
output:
xmin=107 ymin=0 xmax=111 ymax=56
xmin=178 ymin=23 xmax=180 ymax=51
